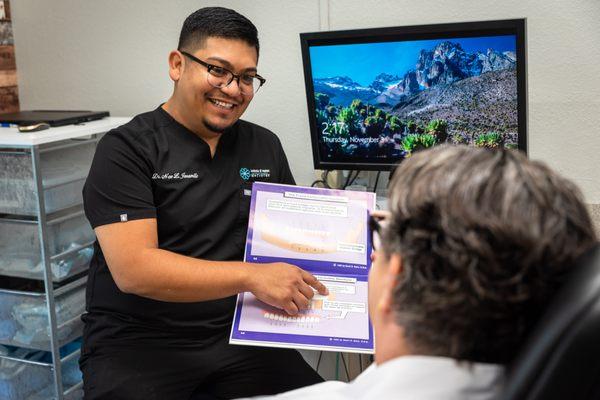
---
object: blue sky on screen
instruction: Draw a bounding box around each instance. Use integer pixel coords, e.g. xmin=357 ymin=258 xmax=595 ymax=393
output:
xmin=309 ymin=35 xmax=516 ymax=86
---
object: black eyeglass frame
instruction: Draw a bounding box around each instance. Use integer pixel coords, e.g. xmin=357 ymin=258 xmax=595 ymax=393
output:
xmin=179 ymin=50 xmax=266 ymax=94
xmin=369 ymin=213 xmax=385 ymax=251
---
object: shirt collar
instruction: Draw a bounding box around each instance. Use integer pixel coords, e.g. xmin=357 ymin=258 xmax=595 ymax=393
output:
xmin=344 ymin=355 xmax=504 ymax=400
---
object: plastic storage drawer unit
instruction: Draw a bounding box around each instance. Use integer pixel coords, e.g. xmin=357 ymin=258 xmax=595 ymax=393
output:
xmin=0 ymin=279 xmax=86 ymax=351
xmin=0 ymin=344 xmax=82 ymax=400
xmin=0 ymin=139 xmax=97 ymax=216
xmin=0 ymin=208 xmax=95 ymax=282
xmin=0 ymin=118 xmax=128 ymax=400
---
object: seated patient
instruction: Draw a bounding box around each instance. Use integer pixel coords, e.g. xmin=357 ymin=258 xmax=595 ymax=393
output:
xmin=244 ymin=145 xmax=598 ymax=400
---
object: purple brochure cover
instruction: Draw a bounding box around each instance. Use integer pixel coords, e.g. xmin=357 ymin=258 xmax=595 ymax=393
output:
xmin=230 ymin=182 xmax=375 ymax=353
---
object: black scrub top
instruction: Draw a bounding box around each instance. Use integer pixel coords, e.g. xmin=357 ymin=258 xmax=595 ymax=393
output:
xmin=81 ymin=106 xmax=295 ymax=347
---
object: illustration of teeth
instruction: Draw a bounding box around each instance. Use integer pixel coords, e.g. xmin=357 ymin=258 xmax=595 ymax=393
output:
xmin=263 ymin=311 xmax=323 ymax=323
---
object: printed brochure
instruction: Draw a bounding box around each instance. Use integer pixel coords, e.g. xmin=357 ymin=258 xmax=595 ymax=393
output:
xmin=230 ymin=182 xmax=375 ymax=353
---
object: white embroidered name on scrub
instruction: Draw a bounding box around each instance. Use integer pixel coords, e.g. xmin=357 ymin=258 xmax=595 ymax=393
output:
xmin=152 ymin=172 xmax=199 ymax=180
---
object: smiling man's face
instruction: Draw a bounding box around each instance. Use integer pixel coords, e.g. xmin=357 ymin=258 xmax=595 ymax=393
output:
xmin=175 ymin=37 xmax=258 ymax=136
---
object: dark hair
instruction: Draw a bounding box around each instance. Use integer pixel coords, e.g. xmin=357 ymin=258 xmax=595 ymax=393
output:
xmin=177 ymin=7 xmax=259 ymax=57
xmin=382 ymin=145 xmax=597 ymax=364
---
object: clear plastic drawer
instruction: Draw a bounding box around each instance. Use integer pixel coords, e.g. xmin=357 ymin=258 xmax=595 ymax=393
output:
xmin=0 ymin=138 xmax=98 ymax=216
xmin=0 ymin=341 xmax=82 ymax=400
xmin=0 ymin=279 xmax=86 ymax=351
xmin=0 ymin=208 xmax=95 ymax=282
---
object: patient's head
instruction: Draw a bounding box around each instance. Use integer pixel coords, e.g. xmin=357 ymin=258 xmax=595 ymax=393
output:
xmin=369 ymin=145 xmax=597 ymax=365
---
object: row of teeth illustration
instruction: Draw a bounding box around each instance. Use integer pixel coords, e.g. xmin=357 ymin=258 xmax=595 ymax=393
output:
xmin=263 ymin=313 xmax=320 ymax=323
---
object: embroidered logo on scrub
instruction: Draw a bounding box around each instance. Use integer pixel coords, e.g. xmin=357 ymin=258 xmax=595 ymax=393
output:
xmin=239 ymin=167 xmax=270 ymax=181
xmin=239 ymin=168 xmax=252 ymax=181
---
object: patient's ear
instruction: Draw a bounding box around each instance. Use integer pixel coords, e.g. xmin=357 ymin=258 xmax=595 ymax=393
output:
xmin=388 ymin=254 xmax=402 ymax=277
xmin=378 ymin=254 xmax=402 ymax=314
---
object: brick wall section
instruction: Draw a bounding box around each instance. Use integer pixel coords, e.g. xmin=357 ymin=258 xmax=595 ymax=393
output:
xmin=0 ymin=0 xmax=18 ymax=113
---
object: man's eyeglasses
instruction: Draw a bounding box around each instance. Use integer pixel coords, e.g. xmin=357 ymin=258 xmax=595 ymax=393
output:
xmin=179 ymin=50 xmax=266 ymax=95
xmin=369 ymin=211 xmax=390 ymax=251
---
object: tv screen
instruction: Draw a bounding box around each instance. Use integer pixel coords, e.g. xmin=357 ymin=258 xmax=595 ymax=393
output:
xmin=300 ymin=19 xmax=527 ymax=171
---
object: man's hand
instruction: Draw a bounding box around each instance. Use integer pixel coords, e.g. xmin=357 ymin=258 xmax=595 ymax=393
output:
xmin=247 ymin=263 xmax=329 ymax=315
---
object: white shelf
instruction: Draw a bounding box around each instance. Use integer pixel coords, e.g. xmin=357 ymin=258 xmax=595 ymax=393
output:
xmin=0 ymin=117 xmax=131 ymax=147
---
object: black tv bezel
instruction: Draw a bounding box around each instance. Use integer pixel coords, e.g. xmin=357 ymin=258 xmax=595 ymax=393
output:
xmin=300 ymin=18 xmax=528 ymax=171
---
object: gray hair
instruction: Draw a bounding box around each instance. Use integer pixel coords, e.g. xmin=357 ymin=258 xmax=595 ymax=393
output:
xmin=383 ymin=145 xmax=597 ymax=364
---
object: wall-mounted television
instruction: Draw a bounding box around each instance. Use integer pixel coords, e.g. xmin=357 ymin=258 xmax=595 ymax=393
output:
xmin=300 ymin=19 xmax=527 ymax=171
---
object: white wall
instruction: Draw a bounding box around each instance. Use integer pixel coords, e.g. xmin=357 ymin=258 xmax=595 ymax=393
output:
xmin=11 ymin=0 xmax=600 ymax=202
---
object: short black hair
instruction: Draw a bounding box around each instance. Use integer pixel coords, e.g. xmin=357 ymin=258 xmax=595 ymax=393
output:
xmin=177 ymin=7 xmax=259 ymax=57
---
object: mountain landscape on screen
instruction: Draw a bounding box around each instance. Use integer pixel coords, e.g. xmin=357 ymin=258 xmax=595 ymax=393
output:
xmin=312 ymin=39 xmax=519 ymax=161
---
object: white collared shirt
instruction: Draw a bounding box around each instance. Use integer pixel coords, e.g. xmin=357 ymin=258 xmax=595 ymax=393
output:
xmin=242 ymin=355 xmax=503 ymax=400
